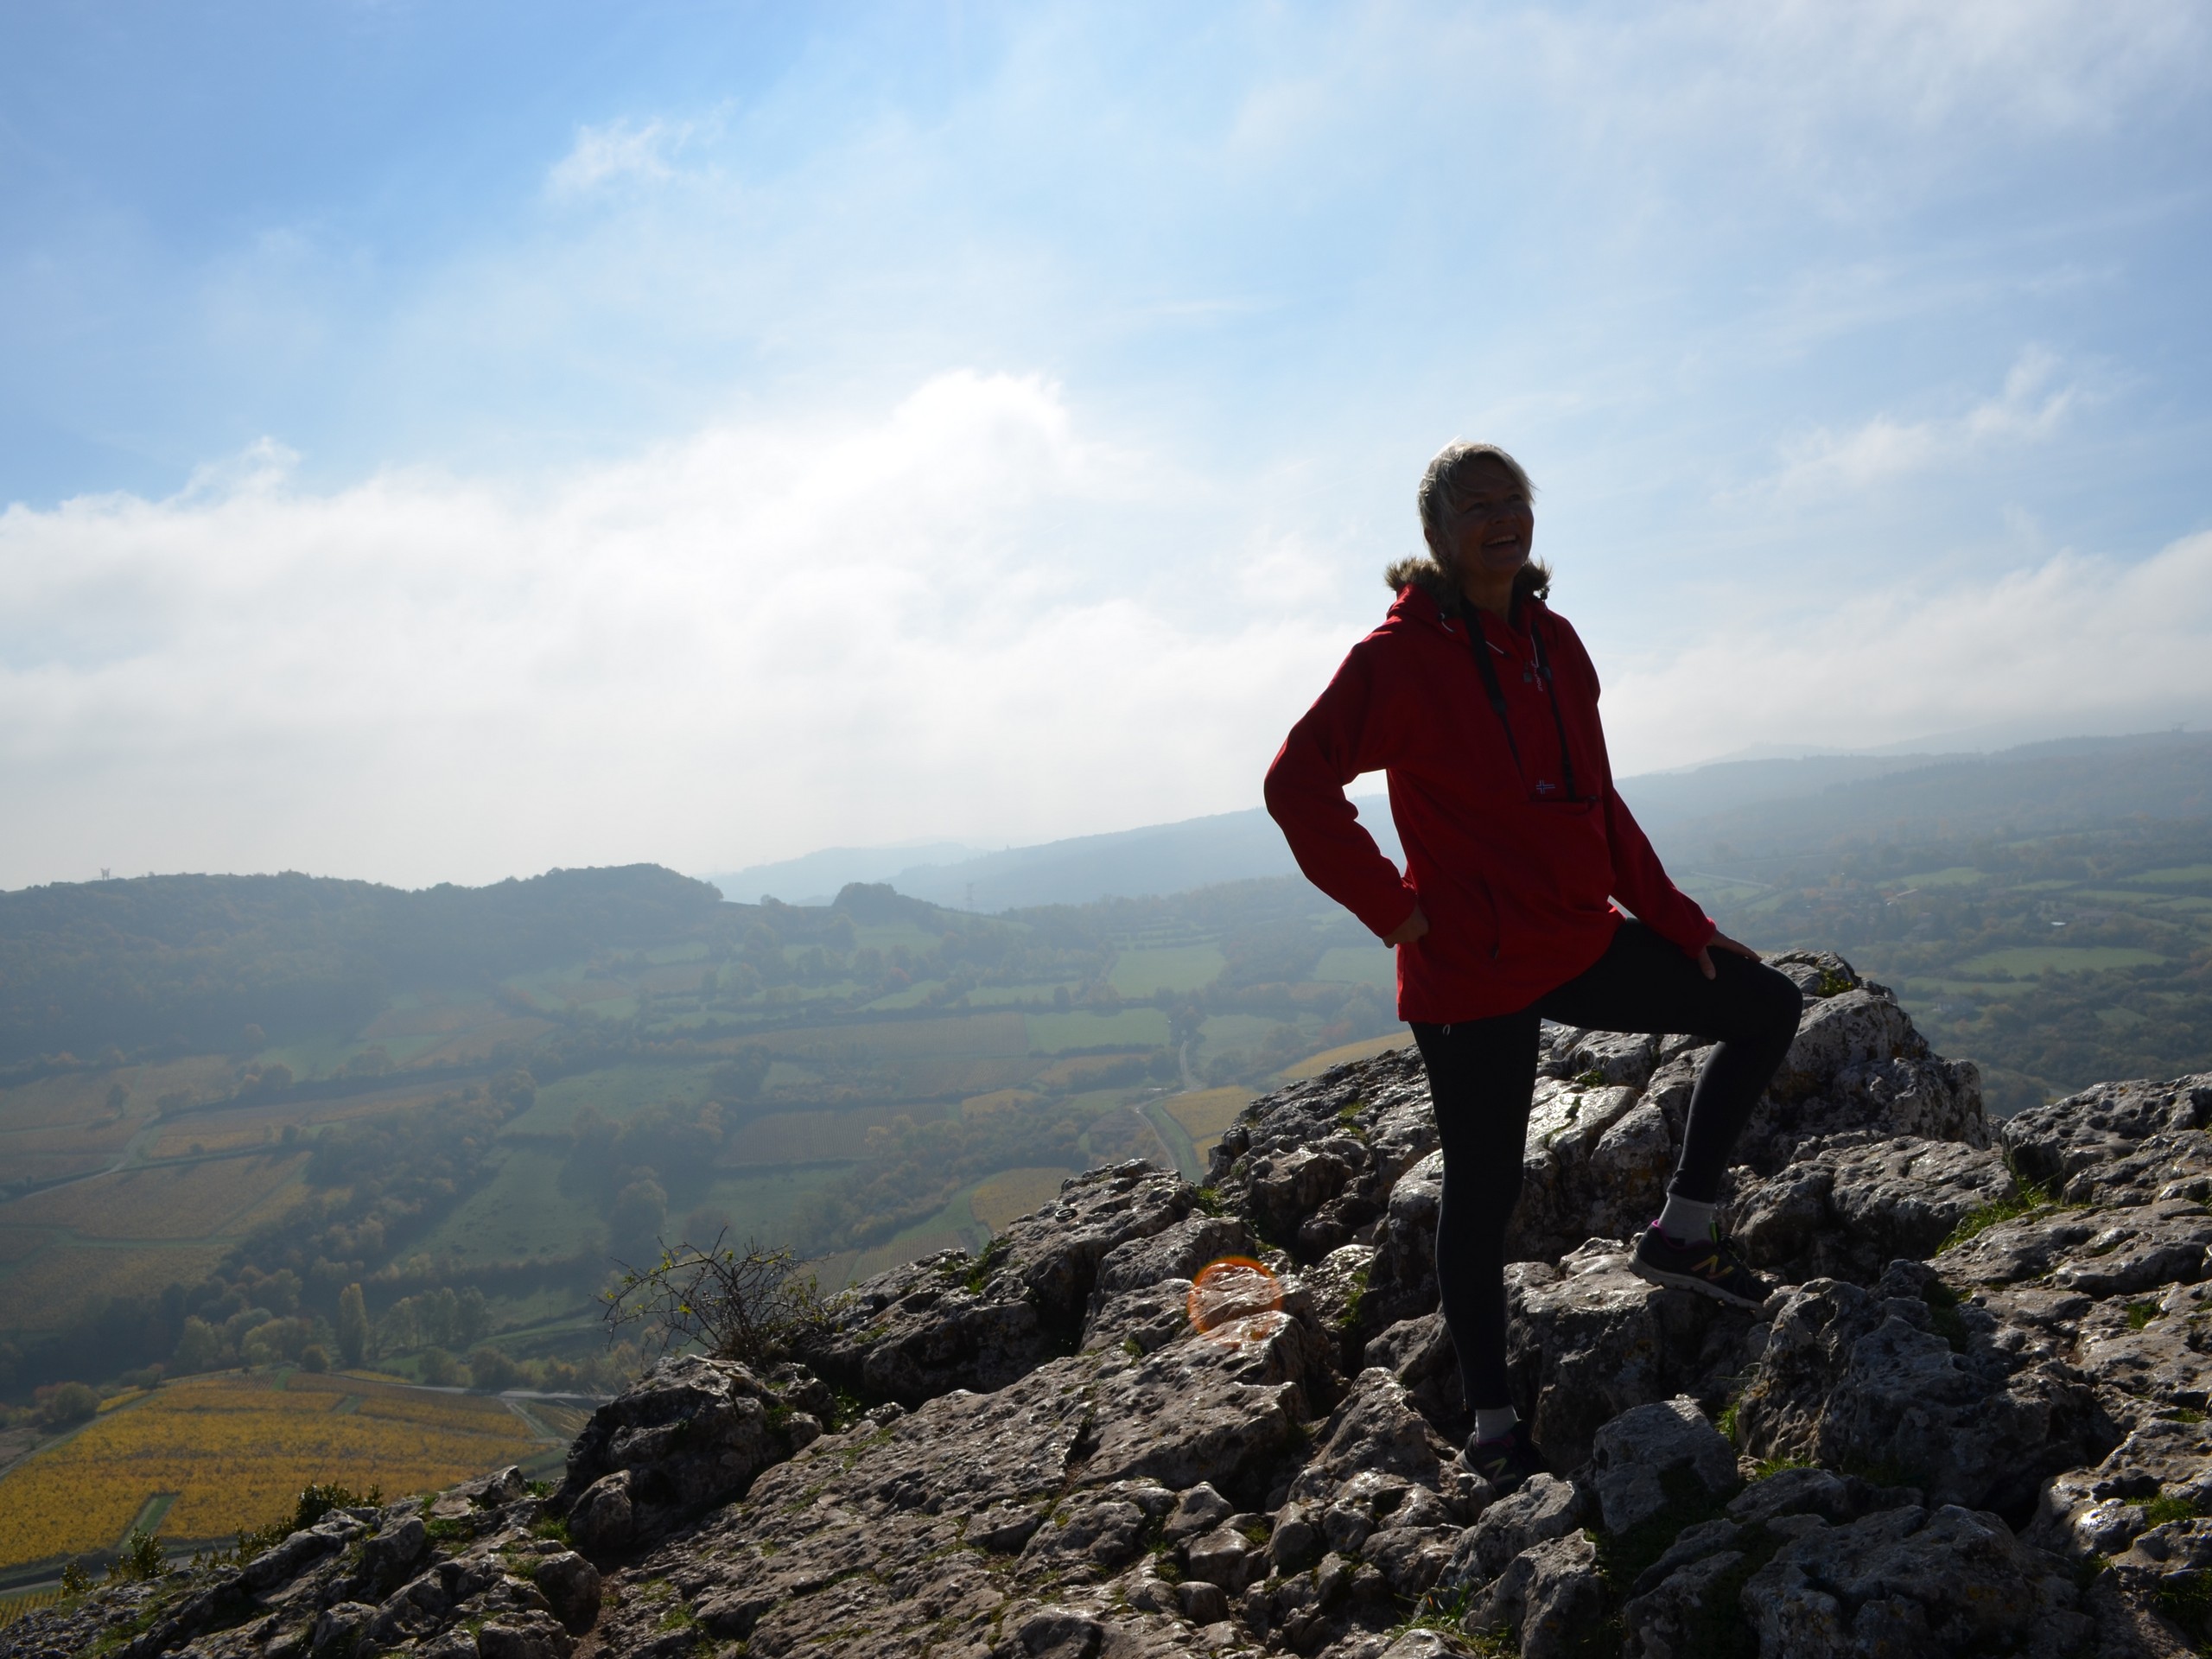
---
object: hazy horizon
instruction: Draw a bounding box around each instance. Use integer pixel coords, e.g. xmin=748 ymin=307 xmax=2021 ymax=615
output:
xmin=5 ymin=3 xmax=2211 ymax=892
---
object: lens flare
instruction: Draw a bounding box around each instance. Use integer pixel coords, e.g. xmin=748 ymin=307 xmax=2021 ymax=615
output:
xmin=1187 ymin=1255 xmax=1283 ymax=1340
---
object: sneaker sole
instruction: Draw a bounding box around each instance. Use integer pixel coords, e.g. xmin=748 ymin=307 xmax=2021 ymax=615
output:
xmin=1629 ymin=1255 xmax=1768 ymax=1311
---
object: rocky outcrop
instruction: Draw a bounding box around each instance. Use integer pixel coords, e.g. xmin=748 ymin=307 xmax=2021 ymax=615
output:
xmin=19 ymin=951 xmax=2212 ymax=1659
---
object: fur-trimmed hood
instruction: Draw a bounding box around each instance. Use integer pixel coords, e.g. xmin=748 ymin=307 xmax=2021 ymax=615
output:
xmin=1382 ymin=553 xmax=1551 ymax=614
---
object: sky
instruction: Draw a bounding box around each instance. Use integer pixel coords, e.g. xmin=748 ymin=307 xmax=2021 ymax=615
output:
xmin=3 ymin=0 xmax=2210 ymax=891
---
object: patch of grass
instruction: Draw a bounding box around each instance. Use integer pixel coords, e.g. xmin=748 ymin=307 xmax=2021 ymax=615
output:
xmin=1813 ymin=966 xmax=1856 ymax=998
xmin=825 ymin=1385 xmax=866 ymax=1431
xmin=1659 ymin=1522 xmax=1789 ymax=1659
xmin=1334 ymin=1259 xmax=1372 ymax=1334
xmin=1939 ymin=1179 xmax=2064 ymax=1252
xmin=1391 ymin=1580 xmax=1472 ymax=1638
xmin=1840 ymin=1455 xmax=1924 ymax=1491
xmin=1573 ymin=1070 xmax=1608 ymax=1088
xmin=531 ymin=1515 xmax=571 ymax=1545
xmin=2139 ymin=1492 xmax=2209 ymax=1527
xmin=1593 ymin=1467 xmax=1735 ymax=1595
xmin=2154 ymin=1568 xmax=2212 ymax=1636
xmin=1921 ymin=1280 xmax=1970 ymax=1353
xmin=1748 ymin=1457 xmax=1815 ymax=1482
xmin=2128 ymin=1300 xmax=2164 ymax=1332
xmin=961 ymin=1236 xmax=1011 ymax=1296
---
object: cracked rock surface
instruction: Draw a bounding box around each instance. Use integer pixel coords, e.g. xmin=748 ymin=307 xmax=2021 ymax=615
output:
xmin=19 ymin=955 xmax=2212 ymax=1658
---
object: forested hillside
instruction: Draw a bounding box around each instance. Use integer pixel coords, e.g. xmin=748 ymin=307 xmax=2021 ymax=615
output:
xmin=6 ymin=734 xmax=2210 ymax=1427
xmin=1677 ymin=815 xmax=2212 ymax=1113
xmin=0 ymin=867 xmax=1395 ymax=1411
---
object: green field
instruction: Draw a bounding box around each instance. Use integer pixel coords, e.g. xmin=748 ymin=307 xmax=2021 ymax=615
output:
xmin=1310 ymin=944 xmax=1395 ymax=988
xmin=1953 ymin=946 xmax=2169 ymax=977
xmin=506 ymin=1063 xmax=719 ymax=1134
xmin=1109 ymin=944 xmax=1226 ymax=995
xmin=1023 ymin=1009 xmax=1173 ymax=1051
xmin=1897 ymin=867 xmax=1990 ymax=887
xmin=1694 ymin=816 xmax=2212 ymax=1114
xmin=1198 ymin=1014 xmax=1287 ymax=1049
xmin=0 ymin=863 xmax=1407 ymax=1408
xmin=413 ymin=1146 xmax=594 ymax=1265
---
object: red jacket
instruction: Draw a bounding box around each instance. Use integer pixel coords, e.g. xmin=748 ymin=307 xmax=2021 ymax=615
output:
xmin=1264 ymin=582 xmax=1713 ymax=1023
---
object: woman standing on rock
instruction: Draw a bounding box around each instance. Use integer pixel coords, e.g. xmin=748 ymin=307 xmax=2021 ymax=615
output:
xmin=1264 ymin=440 xmax=1803 ymax=1490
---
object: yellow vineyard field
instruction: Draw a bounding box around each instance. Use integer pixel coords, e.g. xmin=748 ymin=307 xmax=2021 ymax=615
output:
xmin=1274 ymin=1033 xmax=1410 ymax=1082
xmin=146 ymin=1082 xmax=459 ymax=1159
xmin=0 ymin=1371 xmax=541 ymax=1573
xmin=3 ymin=1116 xmax=140 ymax=1157
xmin=960 ymin=1090 xmax=1042 ymax=1118
xmin=1 ymin=1243 xmax=231 ymax=1332
xmin=404 ymin=1018 xmax=558 ymax=1068
xmin=969 ymin=1167 xmax=1071 ymax=1232
xmin=0 ymin=1588 xmax=61 ymax=1631
xmin=1032 ymin=1054 xmax=1143 ymax=1092
xmin=0 ymin=1057 xmax=234 ymax=1136
xmin=1162 ymin=1089 xmax=1251 ymax=1145
xmin=0 ymin=1154 xmax=308 ymax=1242
xmin=755 ymin=1013 xmax=1031 ymax=1063
xmin=721 ymin=1106 xmax=912 ymax=1166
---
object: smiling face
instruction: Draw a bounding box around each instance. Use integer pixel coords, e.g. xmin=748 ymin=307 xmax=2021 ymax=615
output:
xmin=1429 ymin=454 xmax=1535 ymax=599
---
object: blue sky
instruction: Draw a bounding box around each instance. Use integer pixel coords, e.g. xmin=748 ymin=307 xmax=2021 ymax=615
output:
xmin=3 ymin=2 xmax=2210 ymax=888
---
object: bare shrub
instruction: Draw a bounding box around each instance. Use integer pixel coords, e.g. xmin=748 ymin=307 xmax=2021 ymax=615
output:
xmin=601 ymin=1232 xmax=834 ymax=1367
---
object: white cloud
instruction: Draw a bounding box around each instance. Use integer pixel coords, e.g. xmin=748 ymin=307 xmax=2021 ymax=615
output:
xmin=546 ymin=118 xmax=688 ymax=198
xmin=1604 ymin=528 xmax=2212 ymax=770
xmin=3 ymin=368 xmax=2201 ymax=893
xmin=0 ymin=374 xmax=1357 ymax=889
xmin=1764 ymin=348 xmax=2076 ymax=494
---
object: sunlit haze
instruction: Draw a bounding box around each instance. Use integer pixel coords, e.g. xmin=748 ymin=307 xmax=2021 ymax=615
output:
xmin=4 ymin=2 xmax=2209 ymax=889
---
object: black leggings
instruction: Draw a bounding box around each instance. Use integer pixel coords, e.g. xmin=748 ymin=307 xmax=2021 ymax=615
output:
xmin=1409 ymin=922 xmax=1802 ymax=1411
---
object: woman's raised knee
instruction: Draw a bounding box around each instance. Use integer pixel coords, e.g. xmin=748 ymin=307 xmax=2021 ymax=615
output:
xmin=1749 ymin=960 xmax=1804 ymax=1045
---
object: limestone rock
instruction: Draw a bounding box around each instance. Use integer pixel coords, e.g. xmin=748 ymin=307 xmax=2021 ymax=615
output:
xmin=803 ymin=1161 xmax=1201 ymax=1405
xmin=554 ymin=1354 xmax=796 ymax=1558
xmin=1741 ymin=1503 xmax=2092 ymax=1657
xmin=21 ymin=966 xmax=2207 ymax=1659
xmin=1504 ymin=1241 xmax=1761 ymax=1471
xmin=1207 ymin=1048 xmax=1439 ymax=1267
xmin=1541 ymin=1027 xmax=1662 ymax=1090
xmin=1734 ymin=1261 xmax=2115 ymax=1521
xmin=2001 ymin=1075 xmax=2212 ymax=1200
xmin=1462 ymin=1529 xmax=1605 ymax=1659
xmin=1588 ymin=1396 xmax=1739 ymax=1535
xmin=1439 ymin=1474 xmax=1585 ymax=1595
xmin=1733 ymin=1133 xmax=2017 ymax=1285
xmin=1737 ymin=983 xmax=1987 ymax=1173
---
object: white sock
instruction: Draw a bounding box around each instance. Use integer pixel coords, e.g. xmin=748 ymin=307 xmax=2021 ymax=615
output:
xmin=1656 ymin=1194 xmax=1717 ymax=1245
xmin=1473 ymin=1405 xmax=1519 ymax=1443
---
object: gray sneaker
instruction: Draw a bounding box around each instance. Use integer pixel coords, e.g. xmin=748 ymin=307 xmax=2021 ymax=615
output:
xmin=1630 ymin=1224 xmax=1773 ymax=1310
xmin=1458 ymin=1421 xmax=1545 ymax=1492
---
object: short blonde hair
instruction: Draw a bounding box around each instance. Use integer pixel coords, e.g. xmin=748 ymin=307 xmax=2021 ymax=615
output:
xmin=1416 ymin=441 xmax=1535 ymax=552
xmin=1392 ymin=442 xmax=1550 ymax=606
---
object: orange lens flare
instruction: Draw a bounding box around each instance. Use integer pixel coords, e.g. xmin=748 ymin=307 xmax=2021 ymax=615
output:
xmin=1187 ymin=1255 xmax=1284 ymax=1340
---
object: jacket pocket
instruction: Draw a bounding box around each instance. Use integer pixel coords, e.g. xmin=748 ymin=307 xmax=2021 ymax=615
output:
xmin=1471 ymin=875 xmax=1503 ymax=962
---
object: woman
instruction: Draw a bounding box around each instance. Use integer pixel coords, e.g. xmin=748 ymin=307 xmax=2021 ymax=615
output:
xmin=1263 ymin=441 xmax=1802 ymax=1490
